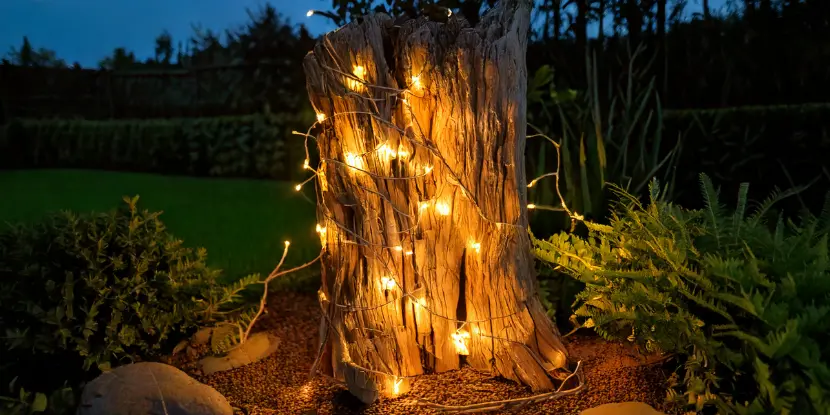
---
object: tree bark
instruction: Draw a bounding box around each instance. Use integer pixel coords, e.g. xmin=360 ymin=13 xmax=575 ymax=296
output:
xmin=304 ymin=0 xmax=569 ymax=404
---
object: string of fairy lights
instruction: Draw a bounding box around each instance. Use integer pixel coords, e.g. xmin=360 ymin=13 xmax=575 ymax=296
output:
xmin=293 ymin=36 xmax=585 ymax=409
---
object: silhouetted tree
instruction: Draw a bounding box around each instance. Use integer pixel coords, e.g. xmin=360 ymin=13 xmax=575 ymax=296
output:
xmin=6 ymin=36 xmax=67 ymax=68
xmin=154 ymin=31 xmax=174 ymax=65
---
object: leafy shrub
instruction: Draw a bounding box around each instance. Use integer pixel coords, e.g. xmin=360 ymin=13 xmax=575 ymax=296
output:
xmin=532 ymin=174 xmax=830 ymax=414
xmin=0 ymin=112 xmax=312 ymax=180
xmin=0 ymin=380 xmax=75 ymax=415
xmin=0 ymin=196 xmax=258 ymax=391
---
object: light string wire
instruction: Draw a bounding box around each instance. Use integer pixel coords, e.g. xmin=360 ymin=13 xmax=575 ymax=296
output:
xmin=295 ymin=36 xmax=586 ymax=411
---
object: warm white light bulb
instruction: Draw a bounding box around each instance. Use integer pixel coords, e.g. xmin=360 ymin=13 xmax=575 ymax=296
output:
xmin=316 ymin=112 xmax=325 ymax=122
xmin=380 ymin=276 xmax=397 ymax=290
xmin=419 ymin=202 xmax=429 ymax=211
xmin=353 ymin=65 xmax=366 ymax=80
xmin=394 ymin=245 xmax=403 ymax=252
xmin=451 ymin=330 xmax=470 ymax=355
xmin=347 ymin=65 xmax=367 ymax=92
xmin=527 ymin=204 xmax=537 ymax=209
xmin=404 ymin=250 xmax=413 ymax=256
xmin=423 ymin=165 xmax=433 ymax=174
xmin=284 ymin=241 xmax=291 ymax=246
xmin=470 ymin=241 xmax=481 ymax=254
xmin=344 ymin=152 xmax=363 ymax=169
xmin=392 ymin=377 xmax=402 ymax=395
xmin=303 ymin=159 xmax=310 ymax=170
xmin=435 ymin=202 xmax=450 ymax=216
xmin=294 ymin=184 xmax=302 ymax=191
xmin=527 ymin=180 xmax=536 ymax=188
xmin=306 ymin=10 xmax=314 ymax=17
xmin=410 ymin=75 xmax=422 ymax=90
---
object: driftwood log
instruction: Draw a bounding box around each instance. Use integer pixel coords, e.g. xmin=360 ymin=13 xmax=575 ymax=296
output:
xmin=303 ymin=0 xmax=569 ymax=404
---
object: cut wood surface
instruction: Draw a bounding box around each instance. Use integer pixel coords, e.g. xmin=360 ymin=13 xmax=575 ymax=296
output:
xmin=303 ymin=0 xmax=570 ymax=404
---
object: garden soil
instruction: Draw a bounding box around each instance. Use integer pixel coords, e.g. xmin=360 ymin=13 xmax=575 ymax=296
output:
xmin=193 ymin=292 xmax=681 ymax=415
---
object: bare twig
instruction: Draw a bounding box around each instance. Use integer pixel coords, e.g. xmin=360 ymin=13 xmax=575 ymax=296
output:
xmin=241 ymin=246 xmax=324 ymax=343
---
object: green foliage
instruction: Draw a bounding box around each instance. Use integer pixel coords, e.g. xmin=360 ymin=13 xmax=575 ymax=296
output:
xmin=0 ymin=113 xmax=309 ymax=180
xmin=0 ymin=379 xmax=75 ymax=415
xmin=527 ymin=44 xmax=681 ymax=226
xmin=0 ymin=196 xmax=259 ymax=392
xmin=531 ymin=174 xmax=830 ymax=414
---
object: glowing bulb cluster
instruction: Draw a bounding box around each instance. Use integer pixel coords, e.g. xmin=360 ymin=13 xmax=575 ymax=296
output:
xmin=451 ymin=330 xmax=471 ymax=355
xmin=376 ymin=143 xmax=409 ymax=160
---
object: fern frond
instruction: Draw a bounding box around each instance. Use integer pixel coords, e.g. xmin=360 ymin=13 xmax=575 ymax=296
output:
xmin=733 ymin=182 xmax=750 ymax=243
xmin=699 ymin=173 xmax=723 ymax=248
xmin=748 ymin=184 xmax=808 ymax=226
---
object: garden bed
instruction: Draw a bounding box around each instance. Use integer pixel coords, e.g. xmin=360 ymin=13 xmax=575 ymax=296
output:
xmin=198 ymin=291 xmax=680 ymax=414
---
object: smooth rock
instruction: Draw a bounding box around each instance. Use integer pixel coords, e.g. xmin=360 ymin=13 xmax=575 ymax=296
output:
xmin=198 ymin=332 xmax=280 ymax=376
xmin=581 ymin=402 xmax=665 ymax=415
xmin=78 ymin=362 xmax=233 ymax=415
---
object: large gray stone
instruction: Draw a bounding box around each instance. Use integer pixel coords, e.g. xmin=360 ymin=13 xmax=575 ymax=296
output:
xmin=581 ymin=402 xmax=665 ymax=415
xmin=77 ymin=362 xmax=233 ymax=415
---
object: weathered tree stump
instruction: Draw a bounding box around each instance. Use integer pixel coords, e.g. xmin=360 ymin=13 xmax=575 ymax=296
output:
xmin=304 ymin=0 xmax=569 ymax=404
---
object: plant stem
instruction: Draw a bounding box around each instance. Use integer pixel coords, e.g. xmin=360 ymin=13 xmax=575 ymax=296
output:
xmin=241 ymin=247 xmax=324 ymax=343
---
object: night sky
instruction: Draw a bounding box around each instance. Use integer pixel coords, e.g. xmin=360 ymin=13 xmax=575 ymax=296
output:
xmin=0 ymin=0 xmax=723 ymax=68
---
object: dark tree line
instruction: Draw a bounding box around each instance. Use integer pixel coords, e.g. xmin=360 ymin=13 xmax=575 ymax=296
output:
xmin=313 ymin=0 xmax=830 ymax=109
xmin=5 ymin=1 xmax=828 ymax=110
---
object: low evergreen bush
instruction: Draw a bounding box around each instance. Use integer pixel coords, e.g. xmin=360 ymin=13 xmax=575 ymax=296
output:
xmin=532 ymin=174 xmax=830 ymax=414
xmin=0 ymin=196 xmax=259 ymax=393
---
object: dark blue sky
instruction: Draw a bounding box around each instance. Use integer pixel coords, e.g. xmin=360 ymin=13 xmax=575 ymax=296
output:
xmin=1 ymin=0 xmax=725 ymax=68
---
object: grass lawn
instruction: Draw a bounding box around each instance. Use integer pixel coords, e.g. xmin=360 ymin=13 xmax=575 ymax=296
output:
xmin=0 ymin=169 xmax=320 ymax=283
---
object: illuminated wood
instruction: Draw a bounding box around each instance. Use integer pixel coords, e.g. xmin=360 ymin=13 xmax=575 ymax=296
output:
xmin=304 ymin=0 xmax=568 ymax=404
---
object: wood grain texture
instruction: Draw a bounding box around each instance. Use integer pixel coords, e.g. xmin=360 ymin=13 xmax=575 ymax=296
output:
xmin=304 ymin=0 xmax=568 ymax=404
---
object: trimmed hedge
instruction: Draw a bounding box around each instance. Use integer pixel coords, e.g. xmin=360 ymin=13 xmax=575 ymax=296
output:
xmin=0 ymin=112 xmax=312 ymax=180
xmin=663 ymin=103 xmax=830 ymax=212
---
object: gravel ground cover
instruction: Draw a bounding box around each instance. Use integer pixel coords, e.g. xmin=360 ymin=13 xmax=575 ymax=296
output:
xmin=199 ymin=292 xmax=680 ymax=415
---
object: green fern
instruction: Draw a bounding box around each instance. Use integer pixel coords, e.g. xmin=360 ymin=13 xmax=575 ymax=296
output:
xmin=531 ymin=177 xmax=830 ymax=414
